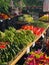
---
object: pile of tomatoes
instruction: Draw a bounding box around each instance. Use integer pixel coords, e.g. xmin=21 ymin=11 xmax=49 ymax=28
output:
xmin=21 ymin=25 xmax=44 ymax=36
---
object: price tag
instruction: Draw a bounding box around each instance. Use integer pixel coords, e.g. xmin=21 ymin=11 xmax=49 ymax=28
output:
xmin=8 ymin=18 xmax=11 ymax=20
xmin=0 ymin=20 xmax=3 ymax=22
xmin=32 ymin=42 xmax=35 ymax=47
xmin=42 ymin=34 xmax=44 ymax=38
xmin=27 ymin=47 xmax=30 ymax=54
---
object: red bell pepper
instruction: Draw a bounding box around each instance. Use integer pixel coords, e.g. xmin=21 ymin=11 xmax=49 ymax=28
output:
xmin=0 ymin=45 xmax=6 ymax=49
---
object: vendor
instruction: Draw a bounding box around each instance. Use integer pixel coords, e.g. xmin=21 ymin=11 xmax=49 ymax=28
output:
xmin=39 ymin=0 xmax=49 ymax=17
xmin=43 ymin=0 xmax=49 ymax=37
xmin=43 ymin=0 xmax=49 ymax=14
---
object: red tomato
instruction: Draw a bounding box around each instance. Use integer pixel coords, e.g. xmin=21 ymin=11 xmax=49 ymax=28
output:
xmin=22 ymin=25 xmax=27 ymax=30
xmin=40 ymin=28 xmax=44 ymax=33
xmin=36 ymin=28 xmax=41 ymax=35
xmin=24 ymin=26 xmax=28 ymax=30
xmin=30 ymin=26 xmax=34 ymax=30
xmin=33 ymin=27 xmax=44 ymax=35
xmin=22 ymin=25 xmax=30 ymax=30
xmin=26 ymin=25 xmax=30 ymax=30
xmin=33 ymin=27 xmax=38 ymax=34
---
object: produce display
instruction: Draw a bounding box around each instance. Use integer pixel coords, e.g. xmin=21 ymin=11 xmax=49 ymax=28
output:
xmin=21 ymin=20 xmax=48 ymax=36
xmin=32 ymin=20 xmax=48 ymax=28
xmin=0 ymin=13 xmax=48 ymax=65
xmin=21 ymin=25 xmax=44 ymax=36
xmin=24 ymin=50 xmax=49 ymax=65
xmin=0 ymin=0 xmax=49 ymax=65
xmin=0 ymin=27 xmax=35 ymax=65
xmin=18 ymin=14 xmax=34 ymax=23
xmin=18 ymin=15 xmax=48 ymax=28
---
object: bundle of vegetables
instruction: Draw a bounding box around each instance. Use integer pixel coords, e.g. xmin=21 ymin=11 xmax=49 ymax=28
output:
xmin=24 ymin=50 xmax=49 ymax=65
xmin=32 ymin=20 xmax=48 ymax=28
xmin=18 ymin=14 xmax=34 ymax=23
xmin=21 ymin=25 xmax=44 ymax=36
xmin=0 ymin=27 xmax=35 ymax=64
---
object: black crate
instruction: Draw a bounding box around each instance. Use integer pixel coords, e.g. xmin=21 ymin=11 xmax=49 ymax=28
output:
xmin=0 ymin=15 xmax=29 ymax=31
xmin=0 ymin=20 xmax=6 ymax=31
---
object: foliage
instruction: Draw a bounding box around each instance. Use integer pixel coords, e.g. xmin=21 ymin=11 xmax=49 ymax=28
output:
xmin=0 ymin=0 xmax=11 ymax=14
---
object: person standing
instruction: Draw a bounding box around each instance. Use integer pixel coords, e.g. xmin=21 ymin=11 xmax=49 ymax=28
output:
xmin=43 ymin=0 xmax=49 ymax=13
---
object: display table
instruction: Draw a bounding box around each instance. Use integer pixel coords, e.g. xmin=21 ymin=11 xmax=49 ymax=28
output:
xmin=9 ymin=23 xmax=49 ymax=65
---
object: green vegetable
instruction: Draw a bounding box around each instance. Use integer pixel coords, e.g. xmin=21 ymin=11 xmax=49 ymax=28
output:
xmin=4 ymin=30 xmax=15 ymax=43
xmin=0 ymin=0 xmax=10 ymax=14
xmin=32 ymin=20 xmax=48 ymax=28
xmin=0 ymin=27 xmax=35 ymax=64
xmin=0 ymin=31 xmax=5 ymax=42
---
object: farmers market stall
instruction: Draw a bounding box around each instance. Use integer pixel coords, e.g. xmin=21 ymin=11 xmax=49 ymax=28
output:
xmin=9 ymin=24 xmax=49 ymax=65
xmin=0 ymin=0 xmax=49 ymax=65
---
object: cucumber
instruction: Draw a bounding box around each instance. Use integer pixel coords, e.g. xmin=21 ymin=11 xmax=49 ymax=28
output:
xmin=10 ymin=43 xmax=20 ymax=54
xmin=7 ymin=44 xmax=16 ymax=57
xmin=1 ymin=50 xmax=6 ymax=62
